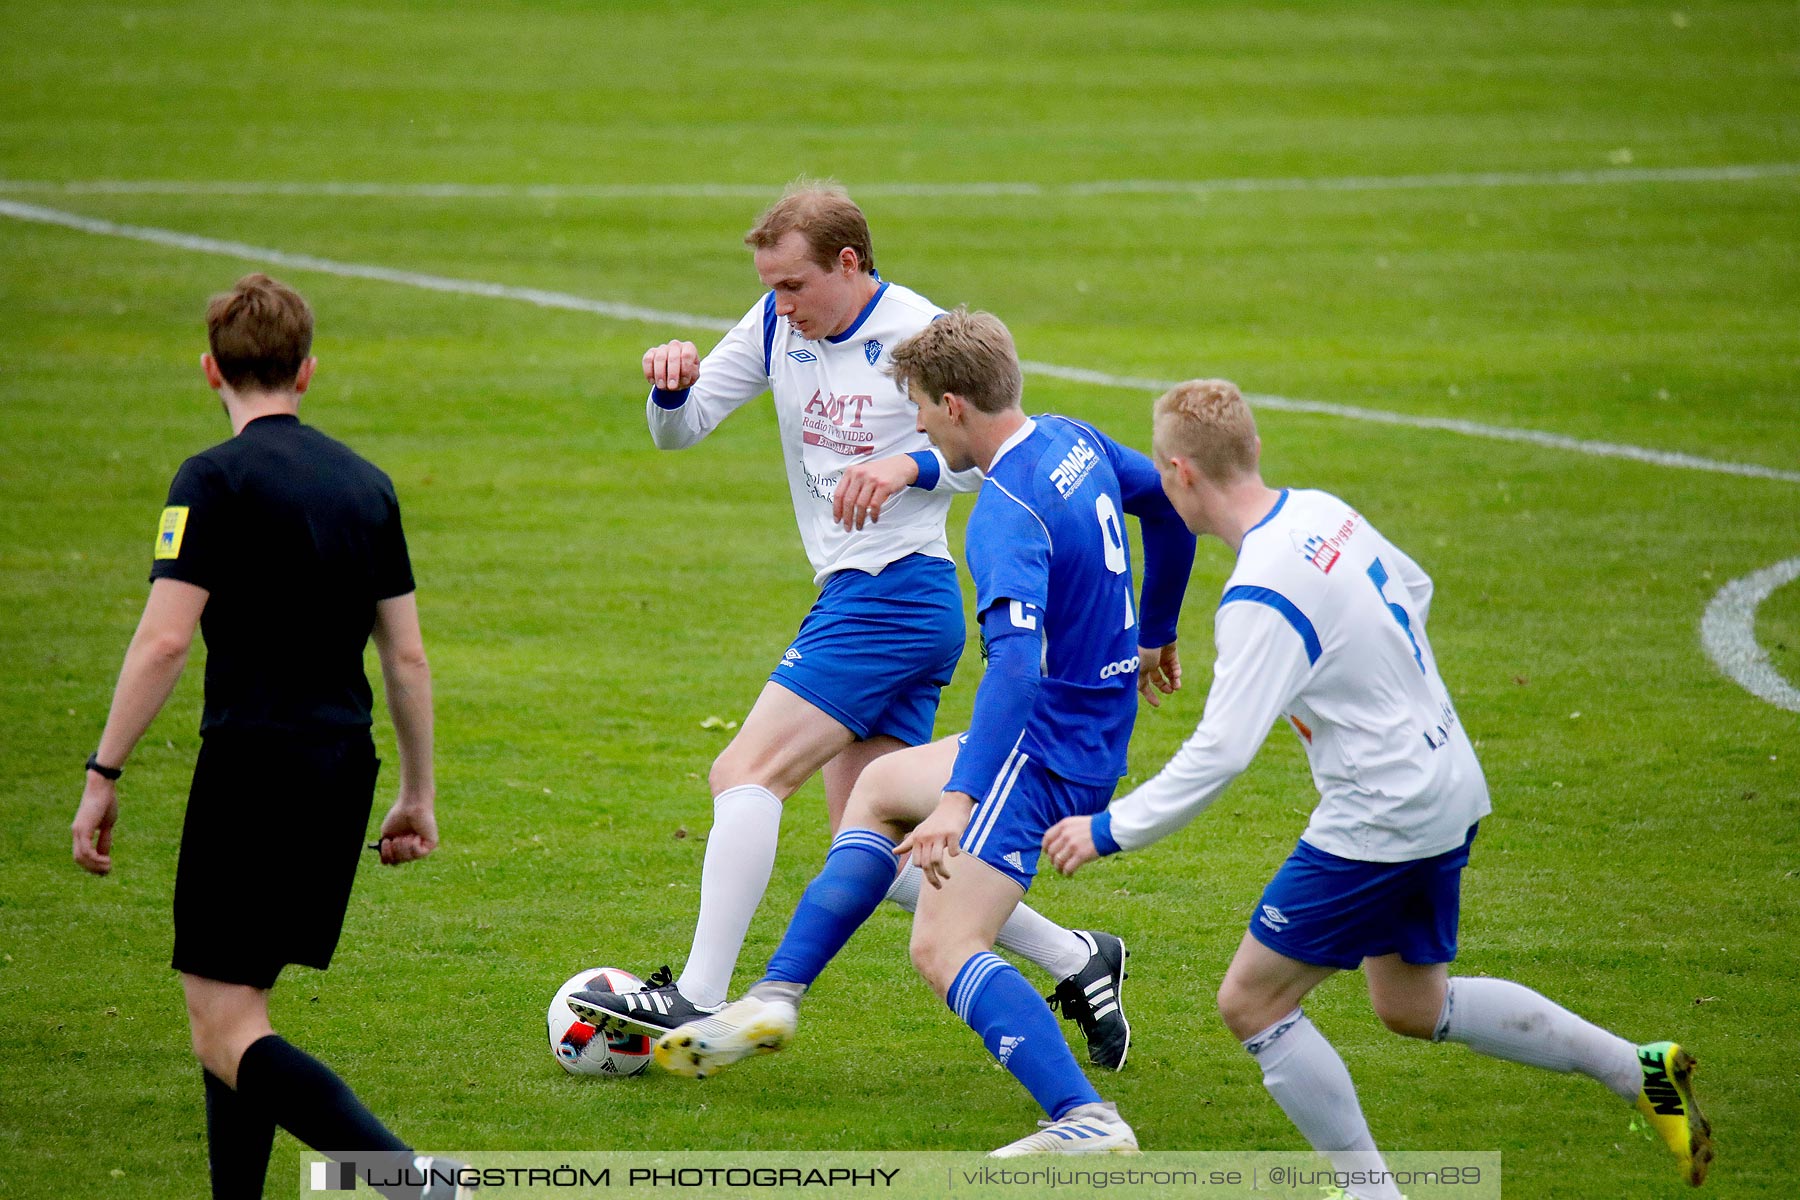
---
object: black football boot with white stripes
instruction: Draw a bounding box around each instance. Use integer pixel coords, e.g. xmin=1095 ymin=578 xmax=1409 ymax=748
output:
xmin=1045 ymin=930 xmax=1131 ymax=1071
xmin=566 ymin=966 xmax=722 ymax=1038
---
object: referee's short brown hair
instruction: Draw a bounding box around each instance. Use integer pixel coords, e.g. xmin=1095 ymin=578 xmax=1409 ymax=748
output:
xmin=205 ymin=274 xmax=314 ymax=392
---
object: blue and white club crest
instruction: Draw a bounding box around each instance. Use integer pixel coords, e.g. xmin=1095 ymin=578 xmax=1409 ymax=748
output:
xmin=863 ymin=339 xmax=882 ymax=365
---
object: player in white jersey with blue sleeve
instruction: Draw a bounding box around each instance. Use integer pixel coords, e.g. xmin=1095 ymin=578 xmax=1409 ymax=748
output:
xmin=572 ymin=186 xmax=1132 ymax=1064
xmin=1044 ymin=380 xmax=1713 ymax=1193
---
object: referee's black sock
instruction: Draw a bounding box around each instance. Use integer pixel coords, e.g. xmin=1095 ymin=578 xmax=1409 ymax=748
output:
xmin=203 ymin=1068 xmax=275 ymax=1200
xmin=236 ymin=1034 xmax=417 ymax=1197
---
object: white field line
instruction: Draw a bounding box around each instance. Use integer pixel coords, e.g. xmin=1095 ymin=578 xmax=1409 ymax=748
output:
xmin=0 ymin=200 xmax=729 ymax=333
xmin=1701 ymin=557 xmax=1800 ymax=715
xmin=6 ymin=198 xmax=1799 ymax=491
xmin=9 ymin=197 xmax=1799 ymax=710
xmin=1 ymin=163 xmax=1798 ymax=201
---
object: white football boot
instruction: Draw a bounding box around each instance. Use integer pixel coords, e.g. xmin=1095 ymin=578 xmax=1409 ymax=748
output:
xmin=654 ymin=995 xmax=798 ymax=1079
xmin=990 ymin=1102 xmax=1139 ymax=1156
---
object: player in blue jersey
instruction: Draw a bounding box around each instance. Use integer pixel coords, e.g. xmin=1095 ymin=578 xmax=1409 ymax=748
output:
xmin=569 ymin=185 xmax=1133 ymax=1066
xmin=1044 ymin=380 xmax=1712 ymax=1193
xmin=653 ymin=310 xmax=1197 ymax=1156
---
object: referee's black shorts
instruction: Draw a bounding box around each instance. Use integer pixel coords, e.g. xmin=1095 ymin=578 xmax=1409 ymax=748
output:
xmin=172 ymin=729 xmax=380 ymax=990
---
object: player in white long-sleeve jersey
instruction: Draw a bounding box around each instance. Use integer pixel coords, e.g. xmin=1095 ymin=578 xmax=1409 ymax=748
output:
xmin=1044 ymin=380 xmax=1713 ymax=1194
xmin=571 ymin=184 xmax=1132 ymax=1067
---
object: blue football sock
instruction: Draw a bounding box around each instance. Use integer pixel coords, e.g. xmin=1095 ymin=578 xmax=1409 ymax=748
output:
xmin=762 ymin=828 xmax=899 ymax=987
xmin=948 ymin=951 xmax=1103 ymax=1119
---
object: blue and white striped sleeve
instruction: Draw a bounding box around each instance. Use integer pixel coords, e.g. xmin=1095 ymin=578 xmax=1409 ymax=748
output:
xmin=906 ymin=448 xmax=985 ymax=493
xmin=645 ymin=299 xmax=772 ymax=450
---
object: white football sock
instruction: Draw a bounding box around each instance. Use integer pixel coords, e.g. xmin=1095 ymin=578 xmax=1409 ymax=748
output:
xmin=1435 ymin=977 xmax=1641 ymax=1100
xmin=1245 ymin=1009 xmax=1402 ymax=1200
xmin=882 ymin=861 xmax=923 ymax=908
xmin=675 ymin=784 xmax=783 ymax=1008
xmin=883 ymin=862 xmax=1091 ymax=979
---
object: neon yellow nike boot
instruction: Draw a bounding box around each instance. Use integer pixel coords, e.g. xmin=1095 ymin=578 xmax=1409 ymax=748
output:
xmin=1634 ymin=1041 xmax=1713 ymax=1186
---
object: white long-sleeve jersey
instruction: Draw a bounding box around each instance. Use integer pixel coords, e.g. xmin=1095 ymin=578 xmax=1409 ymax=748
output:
xmin=645 ymin=281 xmax=982 ymax=586
xmin=1104 ymin=488 xmax=1491 ymax=863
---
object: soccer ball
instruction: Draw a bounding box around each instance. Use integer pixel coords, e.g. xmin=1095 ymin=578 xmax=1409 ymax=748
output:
xmin=547 ymin=968 xmax=654 ymax=1077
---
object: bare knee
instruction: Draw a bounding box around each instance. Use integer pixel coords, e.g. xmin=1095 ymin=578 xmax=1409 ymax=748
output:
xmin=709 ymin=744 xmax=789 ymax=799
xmin=1372 ymin=993 xmax=1442 ymax=1040
xmin=1365 ymin=960 xmax=1447 ymax=1041
xmin=908 ymin=925 xmax=970 ymax=1000
xmin=1216 ymin=976 xmax=1277 ymax=1043
xmin=849 ymin=756 xmax=923 ymax=830
xmin=182 ymin=978 xmax=272 ymax=1085
xmin=186 ymin=1005 xmax=260 ymax=1082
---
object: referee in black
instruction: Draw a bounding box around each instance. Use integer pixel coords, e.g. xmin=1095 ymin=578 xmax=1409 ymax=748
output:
xmin=71 ymin=274 xmax=466 ymax=1199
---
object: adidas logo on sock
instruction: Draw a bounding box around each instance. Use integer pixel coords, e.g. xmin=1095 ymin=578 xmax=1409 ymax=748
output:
xmin=998 ymin=1034 xmax=1026 ymax=1067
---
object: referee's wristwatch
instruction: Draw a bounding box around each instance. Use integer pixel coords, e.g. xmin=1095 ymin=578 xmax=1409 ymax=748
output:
xmin=85 ymin=752 xmax=123 ymax=781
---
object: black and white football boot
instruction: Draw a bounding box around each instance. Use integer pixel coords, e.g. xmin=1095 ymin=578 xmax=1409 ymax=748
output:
xmin=1045 ymin=930 xmax=1131 ymax=1071
xmin=566 ymin=966 xmax=722 ymax=1039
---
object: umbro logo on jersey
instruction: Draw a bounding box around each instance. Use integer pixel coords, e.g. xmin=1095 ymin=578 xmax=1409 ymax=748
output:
xmin=789 ymin=349 xmax=818 ymax=362
xmin=781 ymin=648 xmax=802 ymax=665
xmin=1259 ymin=904 xmax=1289 ymax=932
xmin=1003 ymin=850 xmax=1025 ymax=872
xmin=997 ymin=1034 xmax=1025 ymax=1066
xmin=863 ymin=339 xmax=882 ymax=365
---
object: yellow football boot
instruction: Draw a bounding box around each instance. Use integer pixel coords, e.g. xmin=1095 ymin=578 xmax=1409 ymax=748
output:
xmin=1634 ymin=1041 xmax=1713 ymax=1186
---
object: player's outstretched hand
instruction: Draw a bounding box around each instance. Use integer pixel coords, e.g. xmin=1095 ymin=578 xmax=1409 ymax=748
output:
xmin=897 ymin=792 xmax=975 ymax=889
xmin=1042 ymin=815 xmax=1099 ymax=876
xmin=832 ymin=454 xmax=921 ymax=531
xmin=375 ymin=793 xmax=439 ymax=865
xmin=71 ymin=778 xmax=119 ymax=875
xmin=642 ymin=340 xmax=700 ymax=392
xmin=1137 ymin=642 xmax=1181 ymax=708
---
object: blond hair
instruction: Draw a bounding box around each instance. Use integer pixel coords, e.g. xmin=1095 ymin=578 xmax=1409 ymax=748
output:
xmin=1152 ymin=379 xmax=1259 ymax=482
xmin=887 ymin=307 xmax=1022 ymax=415
xmin=205 ymin=273 xmax=313 ymax=392
xmin=744 ymin=178 xmax=876 ymax=275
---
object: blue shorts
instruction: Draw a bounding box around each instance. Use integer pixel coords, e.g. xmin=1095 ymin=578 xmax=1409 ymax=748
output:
xmin=1248 ymin=824 xmax=1480 ymax=970
xmin=959 ymin=748 xmax=1115 ymax=891
xmin=771 ymin=553 xmax=964 ymax=747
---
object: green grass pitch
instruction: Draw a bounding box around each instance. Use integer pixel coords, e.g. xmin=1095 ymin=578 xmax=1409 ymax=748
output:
xmin=2 ymin=1 xmax=1797 ymax=1196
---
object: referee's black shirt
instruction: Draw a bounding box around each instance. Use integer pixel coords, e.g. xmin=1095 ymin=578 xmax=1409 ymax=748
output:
xmin=149 ymin=413 xmax=415 ymax=734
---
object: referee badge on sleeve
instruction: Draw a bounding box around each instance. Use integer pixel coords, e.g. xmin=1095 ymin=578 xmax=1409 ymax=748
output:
xmin=155 ymin=506 xmax=190 ymax=559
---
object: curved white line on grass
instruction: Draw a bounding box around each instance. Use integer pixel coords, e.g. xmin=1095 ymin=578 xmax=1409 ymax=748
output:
xmin=1 ymin=163 xmax=1798 ymax=200
xmin=5 ymin=197 xmax=1799 ymax=490
xmin=1701 ymin=557 xmax=1800 ymax=714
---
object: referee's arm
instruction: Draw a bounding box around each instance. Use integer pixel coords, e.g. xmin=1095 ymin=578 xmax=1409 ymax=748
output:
xmin=371 ymin=592 xmax=438 ymax=865
xmin=73 ymin=578 xmax=207 ymax=874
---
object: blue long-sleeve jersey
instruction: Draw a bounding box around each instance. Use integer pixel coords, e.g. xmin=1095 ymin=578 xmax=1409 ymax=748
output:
xmin=946 ymin=415 xmax=1196 ymax=797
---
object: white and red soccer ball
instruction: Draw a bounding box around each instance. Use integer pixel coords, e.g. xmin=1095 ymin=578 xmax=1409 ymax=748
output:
xmin=547 ymin=968 xmax=653 ymax=1077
